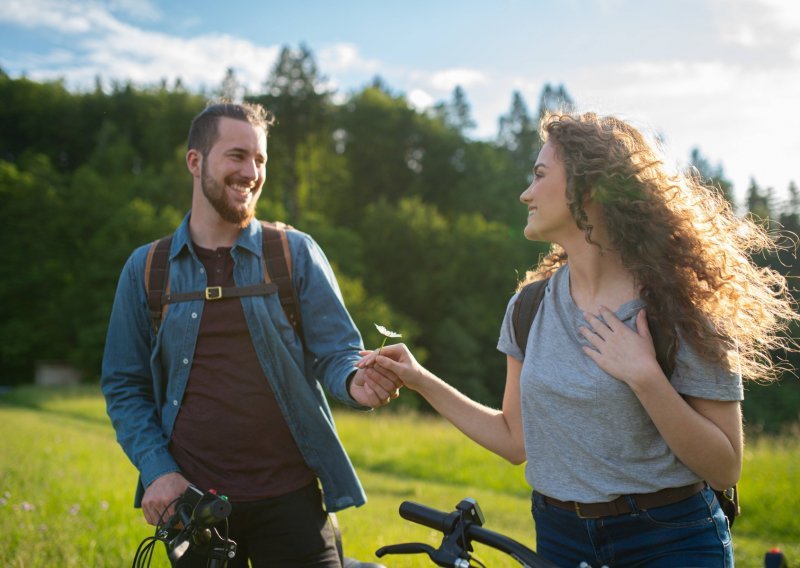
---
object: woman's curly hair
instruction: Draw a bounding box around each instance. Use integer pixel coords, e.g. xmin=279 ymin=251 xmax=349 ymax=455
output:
xmin=520 ymin=112 xmax=798 ymax=381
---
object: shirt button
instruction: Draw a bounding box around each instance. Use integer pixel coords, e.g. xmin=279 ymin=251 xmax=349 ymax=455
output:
xmin=200 ymin=268 xmax=205 ymax=274
xmin=191 ymin=313 xmax=198 ymax=319
xmin=183 ymin=358 xmax=189 ymax=365
xmin=172 ymin=400 xmax=178 ymax=406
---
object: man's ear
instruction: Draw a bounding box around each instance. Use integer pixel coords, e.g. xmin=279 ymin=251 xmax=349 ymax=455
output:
xmin=186 ymin=148 xmax=202 ymax=177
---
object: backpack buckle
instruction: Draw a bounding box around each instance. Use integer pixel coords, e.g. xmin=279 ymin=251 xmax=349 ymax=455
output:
xmin=205 ymin=286 xmax=222 ymax=301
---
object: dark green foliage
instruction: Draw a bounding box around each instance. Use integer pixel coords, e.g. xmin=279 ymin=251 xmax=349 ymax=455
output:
xmin=0 ymin=73 xmax=204 ymax=173
xmin=249 ymin=44 xmax=333 ymax=222
xmin=432 ymin=86 xmax=476 ymax=134
xmin=358 ymin=197 xmax=545 ymax=405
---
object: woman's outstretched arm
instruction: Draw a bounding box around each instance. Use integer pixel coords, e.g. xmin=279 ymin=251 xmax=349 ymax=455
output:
xmin=358 ymin=345 xmax=526 ymax=464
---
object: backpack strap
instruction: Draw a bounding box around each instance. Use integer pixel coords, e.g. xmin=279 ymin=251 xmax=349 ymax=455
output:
xmin=512 ymin=276 xmax=677 ymax=376
xmin=512 ymin=278 xmax=549 ymax=357
xmin=647 ymin=314 xmax=677 ymax=378
xmin=260 ymin=221 xmax=305 ymax=346
xmin=144 ymin=236 xmax=173 ymax=333
xmin=142 ymin=222 xmax=303 ymax=345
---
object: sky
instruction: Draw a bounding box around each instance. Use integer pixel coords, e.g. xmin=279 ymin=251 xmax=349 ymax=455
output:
xmin=1 ymin=0 xmax=799 ymax=209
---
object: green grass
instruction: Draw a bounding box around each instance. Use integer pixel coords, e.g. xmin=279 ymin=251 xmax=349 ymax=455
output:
xmin=0 ymin=385 xmax=797 ymax=567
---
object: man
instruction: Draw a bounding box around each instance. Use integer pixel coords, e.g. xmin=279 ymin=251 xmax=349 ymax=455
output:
xmin=101 ymin=102 xmax=399 ymax=567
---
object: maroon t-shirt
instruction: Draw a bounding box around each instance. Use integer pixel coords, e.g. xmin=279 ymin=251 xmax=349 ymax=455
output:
xmin=169 ymin=244 xmax=315 ymax=501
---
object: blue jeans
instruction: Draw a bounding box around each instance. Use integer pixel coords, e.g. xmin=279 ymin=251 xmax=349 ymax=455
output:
xmin=531 ymin=487 xmax=733 ymax=567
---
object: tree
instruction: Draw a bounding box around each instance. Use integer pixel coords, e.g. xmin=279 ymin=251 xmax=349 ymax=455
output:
xmin=358 ymin=197 xmax=542 ymax=404
xmin=217 ymin=67 xmax=244 ymax=103
xmin=688 ymin=147 xmax=735 ymax=205
xmin=432 ymin=86 xmax=476 ymax=134
xmin=746 ymin=177 xmax=772 ymax=223
xmin=536 ymin=83 xmax=575 ymax=118
xmin=778 ymin=180 xmax=800 ymax=235
xmin=497 ymin=90 xmax=540 ymax=182
xmin=329 ymin=85 xmax=419 ymax=221
xmin=497 ymin=91 xmax=537 ymax=153
xmin=250 ymin=44 xmax=332 ymax=221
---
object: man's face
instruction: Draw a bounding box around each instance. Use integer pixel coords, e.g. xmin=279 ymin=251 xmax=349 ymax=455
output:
xmin=200 ymin=117 xmax=267 ymax=227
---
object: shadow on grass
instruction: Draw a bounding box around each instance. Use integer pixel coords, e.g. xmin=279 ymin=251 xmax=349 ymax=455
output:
xmin=0 ymin=383 xmax=110 ymax=427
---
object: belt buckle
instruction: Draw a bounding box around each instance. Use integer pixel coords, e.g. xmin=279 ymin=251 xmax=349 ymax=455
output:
xmin=574 ymin=502 xmax=599 ymax=519
xmin=205 ymin=286 xmax=222 ymax=300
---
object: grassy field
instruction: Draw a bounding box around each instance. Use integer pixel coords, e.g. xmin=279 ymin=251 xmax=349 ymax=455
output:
xmin=0 ymin=385 xmax=797 ymax=567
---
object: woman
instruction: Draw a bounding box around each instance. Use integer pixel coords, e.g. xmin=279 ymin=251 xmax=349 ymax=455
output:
xmin=358 ymin=112 xmax=798 ymax=567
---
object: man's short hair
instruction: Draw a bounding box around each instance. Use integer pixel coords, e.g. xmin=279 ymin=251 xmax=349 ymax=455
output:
xmin=188 ymin=101 xmax=275 ymax=156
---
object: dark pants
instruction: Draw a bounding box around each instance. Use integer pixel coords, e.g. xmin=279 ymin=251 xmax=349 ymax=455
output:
xmin=174 ymin=483 xmax=341 ymax=568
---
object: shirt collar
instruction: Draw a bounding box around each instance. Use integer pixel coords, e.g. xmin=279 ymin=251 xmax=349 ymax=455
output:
xmin=170 ymin=212 xmax=262 ymax=259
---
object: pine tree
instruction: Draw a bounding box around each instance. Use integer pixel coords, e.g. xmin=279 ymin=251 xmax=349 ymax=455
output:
xmin=746 ymin=177 xmax=771 ymax=223
xmin=688 ymin=147 xmax=735 ymax=206
xmin=536 ymin=83 xmax=575 ymax=118
xmin=250 ymin=44 xmax=331 ymax=220
xmin=497 ymin=90 xmax=539 ymax=172
xmin=217 ymin=67 xmax=244 ymax=103
xmin=433 ymin=85 xmax=476 ymax=134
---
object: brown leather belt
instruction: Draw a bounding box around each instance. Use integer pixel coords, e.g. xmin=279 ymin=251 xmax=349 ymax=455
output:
xmin=540 ymin=482 xmax=706 ymax=519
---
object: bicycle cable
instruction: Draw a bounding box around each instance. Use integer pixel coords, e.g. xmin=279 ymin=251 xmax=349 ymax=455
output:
xmin=131 ymin=495 xmax=182 ymax=568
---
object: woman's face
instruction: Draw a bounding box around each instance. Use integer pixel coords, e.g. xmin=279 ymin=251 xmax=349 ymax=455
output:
xmin=519 ymin=141 xmax=573 ymax=242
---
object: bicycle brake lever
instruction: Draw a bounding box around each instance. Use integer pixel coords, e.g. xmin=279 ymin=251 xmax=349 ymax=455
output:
xmin=376 ymin=542 xmax=437 ymax=558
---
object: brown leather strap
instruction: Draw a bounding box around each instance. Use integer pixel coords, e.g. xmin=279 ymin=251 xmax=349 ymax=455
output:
xmin=164 ymin=282 xmax=278 ymax=303
xmin=539 ymin=482 xmax=705 ymax=519
xmin=145 ymin=236 xmax=172 ymax=331
xmin=144 ymin=222 xmax=302 ymax=344
xmin=261 ymin=221 xmax=304 ymax=345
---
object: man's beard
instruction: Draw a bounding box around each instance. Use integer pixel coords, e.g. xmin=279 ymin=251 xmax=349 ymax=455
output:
xmin=201 ymin=161 xmax=258 ymax=228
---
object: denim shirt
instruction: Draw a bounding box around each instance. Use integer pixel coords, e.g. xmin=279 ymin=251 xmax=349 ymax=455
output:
xmin=101 ymin=214 xmax=367 ymax=512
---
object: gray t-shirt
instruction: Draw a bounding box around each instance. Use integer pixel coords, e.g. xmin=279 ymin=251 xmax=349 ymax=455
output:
xmin=497 ymin=264 xmax=743 ymax=503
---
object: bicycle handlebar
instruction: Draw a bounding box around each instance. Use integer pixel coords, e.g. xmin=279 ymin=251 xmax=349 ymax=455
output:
xmin=378 ymin=499 xmax=558 ymax=568
xmin=399 ymin=501 xmax=462 ymax=532
xmin=164 ymin=486 xmax=237 ymax=566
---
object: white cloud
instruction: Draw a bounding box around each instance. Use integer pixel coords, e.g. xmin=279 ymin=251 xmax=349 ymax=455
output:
xmin=80 ymin=30 xmax=279 ymax=92
xmin=0 ymin=0 xmax=97 ymax=33
xmin=318 ymin=43 xmax=380 ymax=74
xmin=711 ymin=0 xmax=800 ymax=59
xmin=757 ymin=0 xmax=800 ymax=29
xmin=604 ymin=61 xmax=738 ymax=99
xmin=5 ymin=0 xmax=279 ymax=93
xmin=407 ymin=88 xmax=434 ymax=110
xmin=427 ymin=68 xmax=487 ymax=92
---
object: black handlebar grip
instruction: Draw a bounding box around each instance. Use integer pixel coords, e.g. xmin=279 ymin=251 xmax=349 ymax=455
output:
xmin=194 ymin=497 xmax=232 ymax=528
xmin=376 ymin=542 xmax=436 ymax=558
xmin=399 ymin=501 xmax=458 ymax=533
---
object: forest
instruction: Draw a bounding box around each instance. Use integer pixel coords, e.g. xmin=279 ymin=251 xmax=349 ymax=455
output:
xmin=1 ymin=45 xmax=798 ymax=432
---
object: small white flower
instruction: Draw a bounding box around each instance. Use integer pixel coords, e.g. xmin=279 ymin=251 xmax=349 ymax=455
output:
xmin=374 ymin=323 xmax=402 ymax=355
xmin=374 ymin=323 xmax=402 ymax=338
